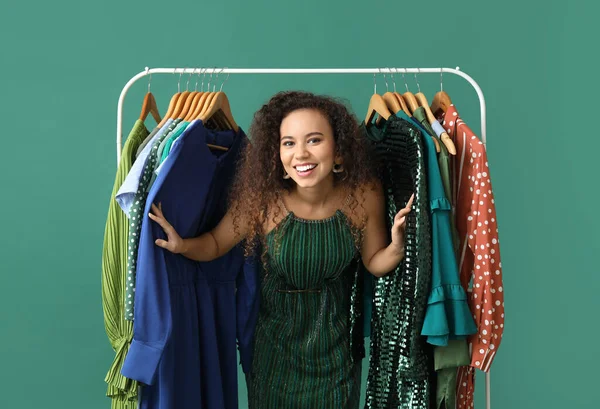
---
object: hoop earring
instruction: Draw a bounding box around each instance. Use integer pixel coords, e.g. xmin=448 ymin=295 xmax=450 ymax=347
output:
xmin=333 ymin=163 xmax=344 ymax=173
xmin=283 ymin=171 xmax=291 ymax=179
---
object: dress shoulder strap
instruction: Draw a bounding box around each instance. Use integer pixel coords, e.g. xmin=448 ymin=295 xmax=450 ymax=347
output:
xmin=277 ymin=191 xmax=291 ymax=215
xmin=341 ymin=190 xmax=354 ymax=212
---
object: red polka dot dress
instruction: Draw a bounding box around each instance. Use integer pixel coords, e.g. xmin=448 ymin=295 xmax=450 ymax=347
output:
xmin=439 ymin=105 xmax=505 ymax=409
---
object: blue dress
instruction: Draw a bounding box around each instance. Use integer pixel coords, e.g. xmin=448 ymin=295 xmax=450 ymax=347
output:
xmin=121 ymin=121 xmax=257 ymax=409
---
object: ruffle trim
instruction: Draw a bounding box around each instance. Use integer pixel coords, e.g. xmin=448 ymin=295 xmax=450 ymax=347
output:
xmin=421 ymin=284 xmax=477 ymax=346
xmin=430 ymin=196 xmax=451 ymax=211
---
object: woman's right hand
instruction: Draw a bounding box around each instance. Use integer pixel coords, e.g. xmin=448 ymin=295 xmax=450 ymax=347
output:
xmin=148 ymin=203 xmax=186 ymax=254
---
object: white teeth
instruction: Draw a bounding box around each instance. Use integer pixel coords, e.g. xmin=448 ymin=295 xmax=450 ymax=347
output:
xmin=296 ymin=164 xmax=316 ymax=172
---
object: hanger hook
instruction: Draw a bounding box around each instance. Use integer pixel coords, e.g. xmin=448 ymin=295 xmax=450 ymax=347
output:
xmin=201 ymin=68 xmax=208 ymax=92
xmin=185 ymin=69 xmax=194 ymax=91
xmin=373 ymin=72 xmax=376 ymax=94
xmin=401 ymin=69 xmax=409 ymax=92
xmin=178 ymin=68 xmax=186 ymax=93
xmin=213 ymin=68 xmax=220 ymax=92
xmin=381 ymin=68 xmax=389 ymax=92
xmin=194 ymin=68 xmax=203 ymax=91
xmin=389 ymin=68 xmax=397 ymax=93
xmin=440 ymin=68 xmax=444 ymax=92
xmin=207 ymin=67 xmax=215 ymax=91
xmin=214 ymin=67 xmax=225 ymax=92
xmin=414 ymin=68 xmax=421 ymax=93
xmin=145 ymin=67 xmax=152 ymax=93
xmin=220 ymin=68 xmax=230 ymax=92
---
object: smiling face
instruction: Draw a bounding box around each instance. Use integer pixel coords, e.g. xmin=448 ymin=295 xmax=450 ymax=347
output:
xmin=279 ymin=108 xmax=341 ymax=189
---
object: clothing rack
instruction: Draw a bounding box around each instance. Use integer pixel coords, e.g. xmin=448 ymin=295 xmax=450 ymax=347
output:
xmin=115 ymin=67 xmax=492 ymax=409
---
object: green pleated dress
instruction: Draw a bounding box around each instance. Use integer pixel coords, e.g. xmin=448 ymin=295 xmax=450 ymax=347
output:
xmin=247 ymin=208 xmax=363 ymax=409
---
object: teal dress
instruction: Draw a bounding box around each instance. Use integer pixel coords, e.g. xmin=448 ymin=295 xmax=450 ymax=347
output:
xmin=247 ymin=208 xmax=363 ymax=409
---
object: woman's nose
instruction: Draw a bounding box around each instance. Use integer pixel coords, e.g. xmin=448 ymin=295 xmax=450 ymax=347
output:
xmin=294 ymin=145 xmax=309 ymax=159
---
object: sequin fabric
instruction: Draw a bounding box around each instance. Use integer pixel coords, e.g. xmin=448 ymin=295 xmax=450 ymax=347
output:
xmin=362 ymin=116 xmax=433 ymax=408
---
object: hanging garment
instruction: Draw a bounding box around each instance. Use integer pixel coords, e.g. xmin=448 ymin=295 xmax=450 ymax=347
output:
xmin=101 ymin=119 xmax=148 ymax=409
xmin=236 ymin=253 xmax=260 ymax=375
xmin=396 ymin=110 xmax=476 ymax=346
xmin=116 ymin=118 xmax=176 ymax=216
xmin=247 ymin=207 xmax=363 ymax=409
xmin=435 ymin=340 xmax=470 ymax=409
xmin=159 ymin=120 xmax=190 ymax=164
xmin=431 ymin=120 xmax=460 ymax=252
xmin=146 ymin=120 xmax=189 ymax=188
xmin=412 ymin=106 xmax=437 ymax=136
xmin=362 ymin=116 xmax=432 ymax=409
xmin=438 ymin=104 xmax=505 ymax=409
xmin=135 ymin=125 xmax=161 ymax=158
xmin=430 ymin=121 xmax=452 ymax=201
xmin=123 ymin=119 xmax=182 ymax=320
xmin=121 ymin=120 xmax=246 ymax=409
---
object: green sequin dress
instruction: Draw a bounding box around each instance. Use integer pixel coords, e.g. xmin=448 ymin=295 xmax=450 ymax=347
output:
xmin=247 ymin=209 xmax=364 ymax=409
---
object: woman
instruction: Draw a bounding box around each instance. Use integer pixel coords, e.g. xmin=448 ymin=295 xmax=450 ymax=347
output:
xmin=148 ymin=91 xmax=413 ymax=409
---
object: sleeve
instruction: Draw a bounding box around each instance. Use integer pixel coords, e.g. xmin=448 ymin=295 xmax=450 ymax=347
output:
xmin=464 ymin=149 xmax=504 ymax=372
xmin=121 ymin=200 xmax=172 ymax=385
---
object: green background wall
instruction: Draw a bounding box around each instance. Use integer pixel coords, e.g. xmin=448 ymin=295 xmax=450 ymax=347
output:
xmin=1 ymin=0 xmax=597 ymax=408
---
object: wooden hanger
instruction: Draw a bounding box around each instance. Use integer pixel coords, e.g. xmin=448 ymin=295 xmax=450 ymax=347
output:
xmin=416 ymin=92 xmax=456 ymax=155
xmin=365 ymin=94 xmax=392 ymax=125
xmin=192 ymin=90 xmax=236 ymax=152
xmin=192 ymin=70 xmax=218 ymax=121
xmin=170 ymin=91 xmax=192 ymax=119
xmin=139 ymin=69 xmax=162 ymax=125
xmin=431 ymin=70 xmax=452 ymax=116
xmin=431 ymin=92 xmax=457 ymax=155
xmin=402 ymin=91 xmax=420 ymax=114
xmin=439 ymin=129 xmax=456 ymax=155
xmin=177 ymin=69 xmax=208 ymax=120
xmin=213 ymin=111 xmax=230 ymax=130
xmin=158 ymin=70 xmax=191 ymax=127
xmin=179 ymin=90 xmax=201 ymax=120
xmin=404 ymin=89 xmax=440 ymax=154
xmin=415 ymin=93 xmax=436 ymax=124
xmin=200 ymin=92 xmax=239 ymax=132
xmin=157 ymin=93 xmax=180 ymax=128
xmin=183 ymin=91 xmax=204 ymax=121
xmin=393 ymin=92 xmax=411 ymax=116
xmin=406 ymin=91 xmax=440 ymax=152
xmin=387 ymin=69 xmax=411 ymax=116
xmin=139 ymin=92 xmax=162 ymax=124
xmin=431 ymin=90 xmax=452 ymax=117
xmin=429 ymin=128 xmax=441 ymax=153
xmin=190 ymin=92 xmax=213 ymax=121
xmin=199 ymin=92 xmax=218 ymax=119
xmin=382 ymin=92 xmax=402 ymax=114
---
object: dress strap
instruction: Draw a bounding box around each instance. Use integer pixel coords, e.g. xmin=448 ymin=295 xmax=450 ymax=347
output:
xmin=341 ymin=191 xmax=354 ymax=212
xmin=278 ymin=192 xmax=291 ymax=215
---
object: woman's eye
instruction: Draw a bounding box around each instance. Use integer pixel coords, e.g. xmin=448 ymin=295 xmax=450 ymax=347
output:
xmin=282 ymin=141 xmax=294 ymax=147
xmin=308 ymin=138 xmax=321 ymax=144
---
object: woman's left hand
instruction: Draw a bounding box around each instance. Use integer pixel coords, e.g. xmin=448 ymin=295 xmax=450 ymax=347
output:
xmin=391 ymin=193 xmax=414 ymax=253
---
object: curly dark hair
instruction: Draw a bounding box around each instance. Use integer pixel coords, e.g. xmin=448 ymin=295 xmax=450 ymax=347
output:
xmin=230 ymin=90 xmax=376 ymax=257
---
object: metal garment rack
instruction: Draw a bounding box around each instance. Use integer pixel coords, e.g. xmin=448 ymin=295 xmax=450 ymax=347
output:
xmin=115 ymin=67 xmax=492 ymax=409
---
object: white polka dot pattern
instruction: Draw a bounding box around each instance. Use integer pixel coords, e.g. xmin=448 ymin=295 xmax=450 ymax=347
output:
xmin=440 ymin=105 xmax=504 ymax=409
xmin=125 ymin=121 xmax=178 ymax=320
